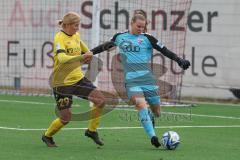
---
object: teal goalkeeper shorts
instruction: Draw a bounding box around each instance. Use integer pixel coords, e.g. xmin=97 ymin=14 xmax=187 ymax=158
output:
xmin=125 ymin=84 xmax=160 ymax=105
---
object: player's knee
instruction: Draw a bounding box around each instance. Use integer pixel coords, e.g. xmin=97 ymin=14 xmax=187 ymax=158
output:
xmin=60 ymin=113 xmax=71 ymax=123
xmin=131 ymin=96 xmax=146 ymax=106
xmin=60 ymin=119 xmax=70 ymax=125
xmin=95 ymin=98 xmax=106 ymax=108
xmin=135 ymin=99 xmax=147 ymax=108
xmin=135 ymin=101 xmax=147 ymax=109
xmin=59 ymin=114 xmax=71 ymax=124
xmin=93 ymin=93 xmax=106 ymax=108
xmin=59 ymin=108 xmax=72 ymax=123
xmin=89 ymin=90 xmax=106 ymax=108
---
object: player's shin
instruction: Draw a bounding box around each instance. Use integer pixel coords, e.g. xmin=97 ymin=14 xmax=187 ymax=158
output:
xmin=44 ymin=118 xmax=65 ymax=137
xmin=88 ymin=104 xmax=103 ymax=131
xmin=148 ymin=109 xmax=155 ymax=128
xmin=138 ymin=108 xmax=156 ymax=138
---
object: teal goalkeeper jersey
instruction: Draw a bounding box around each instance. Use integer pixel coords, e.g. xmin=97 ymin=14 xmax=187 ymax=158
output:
xmin=111 ymin=31 xmax=165 ymax=85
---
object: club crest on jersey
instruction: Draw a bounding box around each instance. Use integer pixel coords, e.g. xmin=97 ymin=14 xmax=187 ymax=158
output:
xmin=75 ymin=39 xmax=80 ymax=44
xmin=137 ymin=38 xmax=144 ymax=44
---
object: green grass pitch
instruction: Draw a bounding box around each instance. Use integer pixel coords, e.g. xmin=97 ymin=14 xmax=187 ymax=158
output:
xmin=0 ymin=94 xmax=239 ymax=160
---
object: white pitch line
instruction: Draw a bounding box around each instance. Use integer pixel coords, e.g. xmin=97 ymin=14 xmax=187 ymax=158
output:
xmin=0 ymin=99 xmax=82 ymax=107
xmin=0 ymin=99 xmax=52 ymax=105
xmin=1 ymin=99 xmax=240 ymax=120
xmin=1 ymin=125 xmax=240 ymax=131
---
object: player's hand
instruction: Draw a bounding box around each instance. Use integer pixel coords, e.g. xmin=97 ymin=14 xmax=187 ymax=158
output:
xmin=177 ymin=58 xmax=190 ymax=70
xmin=82 ymin=51 xmax=93 ymax=64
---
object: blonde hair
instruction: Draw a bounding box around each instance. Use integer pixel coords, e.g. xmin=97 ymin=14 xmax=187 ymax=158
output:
xmin=132 ymin=10 xmax=148 ymax=32
xmin=58 ymin=12 xmax=80 ymax=27
xmin=132 ymin=10 xmax=147 ymax=22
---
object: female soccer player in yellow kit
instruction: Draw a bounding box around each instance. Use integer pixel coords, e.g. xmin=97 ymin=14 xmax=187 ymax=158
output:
xmin=42 ymin=12 xmax=105 ymax=147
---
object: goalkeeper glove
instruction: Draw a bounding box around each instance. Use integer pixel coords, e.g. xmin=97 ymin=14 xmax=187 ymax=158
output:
xmin=177 ymin=58 xmax=190 ymax=70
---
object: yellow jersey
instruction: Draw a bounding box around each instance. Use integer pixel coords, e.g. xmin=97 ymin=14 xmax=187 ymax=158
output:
xmin=51 ymin=31 xmax=89 ymax=87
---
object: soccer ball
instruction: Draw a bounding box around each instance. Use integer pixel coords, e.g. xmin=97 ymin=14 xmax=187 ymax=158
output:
xmin=161 ymin=131 xmax=180 ymax=150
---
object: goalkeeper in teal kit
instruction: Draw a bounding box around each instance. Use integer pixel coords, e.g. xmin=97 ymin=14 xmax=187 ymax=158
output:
xmin=91 ymin=10 xmax=190 ymax=148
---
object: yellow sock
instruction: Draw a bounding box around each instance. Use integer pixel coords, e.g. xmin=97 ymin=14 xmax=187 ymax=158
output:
xmin=88 ymin=105 xmax=103 ymax=132
xmin=44 ymin=118 xmax=65 ymax=137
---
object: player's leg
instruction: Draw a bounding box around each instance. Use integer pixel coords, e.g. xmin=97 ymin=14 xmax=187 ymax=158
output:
xmin=144 ymin=85 xmax=161 ymax=127
xmin=85 ymin=89 xmax=105 ymax=146
xmin=127 ymin=85 xmax=160 ymax=148
xmin=146 ymin=97 xmax=161 ymax=128
xmin=145 ymin=104 xmax=160 ymax=129
xmin=87 ymin=89 xmax=105 ymax=130
xmin=149 ymin=104 xmax=161 ymax=117
xmin=42 ymin=87 xmax=73 ymax=147
xmin=143 ymin=86 xmax=163 ymax=147
xmin=74 ymin=77 xmax=105 ymax=146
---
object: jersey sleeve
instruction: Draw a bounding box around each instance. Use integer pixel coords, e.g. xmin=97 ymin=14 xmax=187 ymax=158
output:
xmin=54 ymin=34 xmax=66 ymax=55
xmin=80 ymin=40 xmax=90 ymax=53
xmin=110 ymin=32 xmax=123 ymax=46
xmin=144 ymin=33 xmax=180 ymax=61
xmin=144 ymin=33 xmax=165 ymax=50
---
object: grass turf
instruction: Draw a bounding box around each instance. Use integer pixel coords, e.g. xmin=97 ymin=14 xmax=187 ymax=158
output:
xmin=0 ymin=94 xmax=239 ymax=160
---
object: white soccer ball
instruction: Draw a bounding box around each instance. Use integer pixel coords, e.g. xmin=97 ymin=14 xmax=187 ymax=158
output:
xmin=161 ymin=131 xmax=180 ymax=150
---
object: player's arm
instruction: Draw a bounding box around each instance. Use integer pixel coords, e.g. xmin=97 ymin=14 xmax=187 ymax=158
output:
xmin=145 ymin=33 xmax=190 ymax=70
xmin=90 ymin=41 xmax=116 ymax=55
xmin=57 ymin=51 xmax=84 ymax=64
xmin=90 ymin=32 xmax=123 ymax=55
xmin=79 ymin=40 xmax=93 ymax=64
